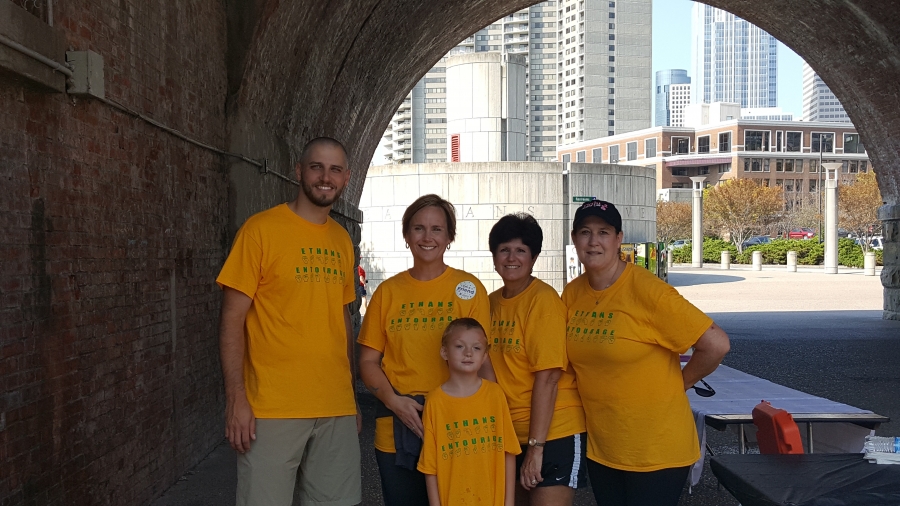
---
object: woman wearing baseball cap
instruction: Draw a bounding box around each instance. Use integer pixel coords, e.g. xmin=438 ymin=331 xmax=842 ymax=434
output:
xmin=562 ymin=199 xmax=730 ymax=506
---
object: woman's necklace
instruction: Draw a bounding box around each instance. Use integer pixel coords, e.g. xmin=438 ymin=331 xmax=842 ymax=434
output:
xmin=591 ymin=262 xmax=623 ymax=304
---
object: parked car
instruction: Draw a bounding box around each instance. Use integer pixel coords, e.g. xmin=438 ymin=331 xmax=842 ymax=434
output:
xmin=668 ymin=239 xmax=690 ymax=250
xmin=788 ymin=228 xmax=816 ymax=239
xmin=742 ymin=236 xmax=771 ymax=249
xmin=857 ymin=236 xmax=884 ymax=251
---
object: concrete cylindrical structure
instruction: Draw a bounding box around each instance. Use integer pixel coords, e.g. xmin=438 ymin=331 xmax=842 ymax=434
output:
xmin=721 ymin=251 xmax=730 ymax=270
xmin=823 ymin=163 xmax=842 ymax=274
xmin=446 ymin=53 xmax=527 ymax=162
xmin=690 ymin=177 xmax=706 ymax=268
xmin=865 ymin=251 xmax=876 ymax=276
xmin=752 ymin=251 xmax=763 ymax=271
xmin=787 ymin=251 xmax=797 ymax=272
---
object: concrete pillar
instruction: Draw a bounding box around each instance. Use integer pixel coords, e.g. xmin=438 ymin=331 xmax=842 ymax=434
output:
xmin=878 ymin=204 xmax=900 ymax=320
xmin=752 ymin=251 xmax=762 ymax=271
xmin=690 ymin=176 xmax=706 ymax=268
xmin=823 ymin=163 xmax=841 ymax=274
xmin=721 ymin=251 xmax=730 ymax=270
xmin=864 ymin=251 xmax=876 ymax=276
xmin=787 ymin=251 xmax=797 ymax=272
xmin=667 ymin=247 xmax=674 ymax=269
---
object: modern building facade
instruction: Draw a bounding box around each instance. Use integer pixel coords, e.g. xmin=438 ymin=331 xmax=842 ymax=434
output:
xmin=802 ymin=62 xmax=852 ymax=123
xmin=446 ymin=53 xmax=528 ymax=162
xmin=655 ymin=70 xmax=691 ymax=127
xmin=668 ymin=83 xmax=692 ymax=127
xmin=557 ymin=119 xmax=870 ymax=194
xmin=358 ymin=162 xmax=657 ymax=292
xmin=690 ymin=4 xmax=777 ymax=108
xmin=380 ymin=0 xmax=652 ymax=164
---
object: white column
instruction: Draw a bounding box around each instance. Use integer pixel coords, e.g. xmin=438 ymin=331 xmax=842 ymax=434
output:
xmin=752 ymin=251 xmax=762 ymax=271
xmin=787 ymin=251 xmax=797 ymax=272
xmin=690 ymin=176 xmax=706 ymax=268
xmin=822 ymin=163 xmax=842 ymax=274
xmin=721 ymin=251 xmax=730 ymax=270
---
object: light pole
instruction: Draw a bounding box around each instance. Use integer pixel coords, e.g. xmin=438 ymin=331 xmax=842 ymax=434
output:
xmin=822 ymin=162 xmax=842 ymax=274
xmin=690 ymin=176 xmax=707 ymax=268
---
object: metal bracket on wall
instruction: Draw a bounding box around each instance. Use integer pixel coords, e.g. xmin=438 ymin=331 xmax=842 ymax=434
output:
xmin=260 ymin=158 xmax=269 ymax=175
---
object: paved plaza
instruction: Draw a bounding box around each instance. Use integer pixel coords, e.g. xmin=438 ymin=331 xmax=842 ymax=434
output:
xmin=152 ymin=265 xmax=900 ymax=506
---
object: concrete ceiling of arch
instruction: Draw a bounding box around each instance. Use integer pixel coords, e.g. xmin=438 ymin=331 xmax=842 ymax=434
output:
xmin=224 ymin=0 xmax=899 ymax=206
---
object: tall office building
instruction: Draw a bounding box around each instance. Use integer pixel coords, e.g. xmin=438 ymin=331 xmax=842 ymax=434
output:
xmin=380 ymin=0 xmax=652 ymax=163
xmin=690 ymin=4 xmax=777 ymax=109
xmin=655 ymin=69 xmax=690 ymax=126
xmin=802 ymin=62 xmax=851 ymax=123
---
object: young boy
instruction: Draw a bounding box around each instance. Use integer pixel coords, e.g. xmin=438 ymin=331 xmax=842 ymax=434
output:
xmin=417 ymin=318 xmax=521 ymax=506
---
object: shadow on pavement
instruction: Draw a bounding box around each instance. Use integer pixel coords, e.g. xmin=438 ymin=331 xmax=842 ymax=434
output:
xmin=669 ymin=273 xmax=746 ymax=287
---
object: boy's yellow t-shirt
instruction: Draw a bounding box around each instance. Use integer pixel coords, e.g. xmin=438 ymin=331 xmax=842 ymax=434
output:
xmin=417 ymin=380 xmax=521 ymax=506
xmin=357 ymin=267 xmax=491 ymax=452
xmin=489 ymin=279 xmax=585 ymax=443
xmin=215 ymin=204 xmax=357 ymax=418
xmin=562 ymin=263 xmax=712 ymax=471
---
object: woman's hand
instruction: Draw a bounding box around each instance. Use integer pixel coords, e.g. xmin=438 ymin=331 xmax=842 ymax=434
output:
xmin=387 ymin=393 xmax=425 ymax=438
xmin=519 ymin=446 xmax=544 ymax=490
xmin=683 ymin=322 xmax=730 ymax=390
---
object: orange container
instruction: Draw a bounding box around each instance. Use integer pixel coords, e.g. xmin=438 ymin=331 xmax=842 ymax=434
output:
xmin=752 ymin=400 xmax=805 ymax=455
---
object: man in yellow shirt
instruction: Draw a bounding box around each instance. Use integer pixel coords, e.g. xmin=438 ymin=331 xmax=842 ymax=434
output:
xmin=216 ymin=137 xmax=361 ymax=506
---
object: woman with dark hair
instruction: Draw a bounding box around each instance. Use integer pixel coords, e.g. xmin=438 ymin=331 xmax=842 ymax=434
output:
xmin=488 ymin=213 xmax=587 ymax=506
xmin=358 ymin=194 xmax=492 ymax=506
xmin=564 ymin=199 xmax=730 ymax=506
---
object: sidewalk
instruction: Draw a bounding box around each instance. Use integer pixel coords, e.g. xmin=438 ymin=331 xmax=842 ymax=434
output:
xmin=152 ymin=266 xmax=899 ymax=506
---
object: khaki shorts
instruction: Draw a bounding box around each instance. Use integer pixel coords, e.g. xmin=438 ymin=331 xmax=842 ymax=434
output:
xmin=236 ymin=416 xmax=361 ymax=506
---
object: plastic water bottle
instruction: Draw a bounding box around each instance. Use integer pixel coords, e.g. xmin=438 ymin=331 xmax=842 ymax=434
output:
xmin=864 ymin=436 xmax=900 ymax=453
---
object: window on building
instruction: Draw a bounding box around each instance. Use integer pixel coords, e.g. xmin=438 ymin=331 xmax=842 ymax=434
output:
xmin=626 ymin=142 xmax=637 ymax=161
xmin=811 ymin=132 xmax=834 ymax=153
xmin=562 ymin=153 xmax=571 ymax=163
xmin=698 ymin=166 xmax=710 ymax=175
xmin=860 ymin=160 xmax=868 ymax=172
xmin=786 ymin=131 xmax=802 ymax=152
xmin=719 ymin=132 xmax=731 ymax=153
xmin=745 ymin=130 xmax=770 ymax=151
xmin=809 ymin=179 xmax=817 ymax=192
xmin=673 ymin=137 xmax=690 ymax=154
xmin=672 ymin=168 xmax=687 ymax=176
xmin=592 ymin=147 xmax=602 ymax=162
xmin=775 ymin=131 xmax=783 ymax=152
xmin=645 ymin=138 xmax=657 ymax=158
xmin=698 ymin=136 xmax=710 ymax=154
xmin=718 ymin=164 xmax=732 ymax=174
xmin=609 ymin=145 xmax=620 ymax=163
xmin=844 ymin=133 xmax=865 ymax=153
xmin=576 ymin=150 xmax=586 ymax=162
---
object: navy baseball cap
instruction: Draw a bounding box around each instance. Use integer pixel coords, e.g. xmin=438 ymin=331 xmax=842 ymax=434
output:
xmin=572 ymin=200 xmax=622 ymax=233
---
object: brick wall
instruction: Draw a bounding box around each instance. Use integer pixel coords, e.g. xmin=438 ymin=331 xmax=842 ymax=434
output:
xmin=0 ymin=1 xmax=229 ymax=504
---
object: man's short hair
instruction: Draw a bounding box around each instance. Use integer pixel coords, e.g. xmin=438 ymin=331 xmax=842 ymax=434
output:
xmin=441 ymin=317 xmax=487 ymax=347
xmin=299 ymin=137 xmax=348 ymax=166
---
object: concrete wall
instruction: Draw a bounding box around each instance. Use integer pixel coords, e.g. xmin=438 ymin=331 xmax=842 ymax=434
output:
xmin=358 ymin=162 xmax=656 ymax=294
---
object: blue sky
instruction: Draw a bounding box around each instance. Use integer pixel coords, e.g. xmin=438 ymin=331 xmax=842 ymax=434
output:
xmin=653 ymin=0 xmax=805 ymax=123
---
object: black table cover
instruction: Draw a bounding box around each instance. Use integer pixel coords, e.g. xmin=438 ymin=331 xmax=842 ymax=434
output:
xmin=710 ymin=453 xmax=900 ymax=506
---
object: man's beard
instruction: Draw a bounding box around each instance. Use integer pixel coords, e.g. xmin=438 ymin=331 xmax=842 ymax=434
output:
xmin=301 ymin=179 xmax=345 ymax=207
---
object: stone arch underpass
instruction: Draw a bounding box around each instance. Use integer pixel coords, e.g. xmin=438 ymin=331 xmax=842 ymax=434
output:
xmin=0 ymin=0 xmax=897 ymax=504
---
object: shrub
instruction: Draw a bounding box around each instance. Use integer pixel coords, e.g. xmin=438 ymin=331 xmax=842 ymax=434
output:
xmin=671 ymin=237 xmax=737 ymax=263
xmin=670 ymin=237 xmax=882 ymax=267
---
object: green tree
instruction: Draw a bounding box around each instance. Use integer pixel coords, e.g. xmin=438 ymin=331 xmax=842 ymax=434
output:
xmin=839 ymin=171 xmax=883 ymax=252
xmin=704 ymin=179 xmax=784 ymax=253
xmin=656 ymin=200 xmax=692 ymax=244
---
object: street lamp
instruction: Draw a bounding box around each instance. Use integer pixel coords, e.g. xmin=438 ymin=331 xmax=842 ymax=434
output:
xmin=822 ymin=162 xmax=842 ymax=274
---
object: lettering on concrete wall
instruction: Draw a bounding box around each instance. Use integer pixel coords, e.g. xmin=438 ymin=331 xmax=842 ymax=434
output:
xmin=527 ymin=205 xmax=535 ymax=214
xmin=495 ymin=205 xmax=506 ymax=218
xmin=465 ymin=207 xmax=474 ymax=218
xmin=385 ymin=209 xmax=392 ymax=220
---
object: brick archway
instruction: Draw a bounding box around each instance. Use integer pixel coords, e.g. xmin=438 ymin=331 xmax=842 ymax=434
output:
xmin=226 ymin=0 xmax=899 ymax=317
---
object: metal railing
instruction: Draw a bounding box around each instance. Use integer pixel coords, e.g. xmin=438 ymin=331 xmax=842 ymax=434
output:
xmin=12 ymin=0 xmax=53 ymax=25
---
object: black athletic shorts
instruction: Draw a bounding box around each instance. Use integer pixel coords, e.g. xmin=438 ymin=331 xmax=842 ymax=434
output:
xmin=515 ymin=432 xmax=587 ymax=488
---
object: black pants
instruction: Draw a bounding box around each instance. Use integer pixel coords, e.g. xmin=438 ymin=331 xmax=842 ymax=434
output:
xmin=374 ymin=449 xmax=429 ymax=506
xmin=586 ymin=459 xmax=690 ymax=506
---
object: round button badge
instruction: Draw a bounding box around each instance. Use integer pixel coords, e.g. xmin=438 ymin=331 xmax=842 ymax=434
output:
xmin=455 ymin=281 xmax=476 ymax=300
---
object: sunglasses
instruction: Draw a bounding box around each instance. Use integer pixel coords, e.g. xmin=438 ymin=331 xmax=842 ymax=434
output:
xmin=692 ymin=378 xmax=716 ymax=397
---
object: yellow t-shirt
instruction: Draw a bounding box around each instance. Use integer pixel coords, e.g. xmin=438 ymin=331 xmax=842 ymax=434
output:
xmin=417 ymin=380 xmax=521 ymax=506
xmin=489 ymin=279 xmax=586 ymax=443
xmin=216 ymin=204 xmax=356 ymax=418
xmin=562 ymin=263 xmax=712 ymax=472
xmin=358 ymin=267 xmax=491 ymax=452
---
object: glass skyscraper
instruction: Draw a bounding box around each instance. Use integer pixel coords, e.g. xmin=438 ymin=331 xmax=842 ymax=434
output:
xmin=690 ymin=4 xmax=777 ymax=109
xmin=655 ymin=69 xmax=690 ymax=126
